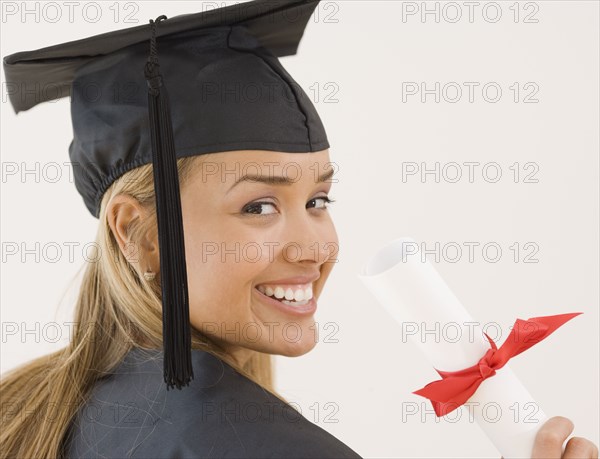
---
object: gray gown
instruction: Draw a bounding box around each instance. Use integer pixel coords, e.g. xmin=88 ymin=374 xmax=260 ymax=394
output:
xmin=63 ymin=348 xmax=362 ymax=458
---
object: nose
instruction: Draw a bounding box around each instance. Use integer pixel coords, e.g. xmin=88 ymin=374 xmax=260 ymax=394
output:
xmin=281 ymin=208 xmax=337 ymax=265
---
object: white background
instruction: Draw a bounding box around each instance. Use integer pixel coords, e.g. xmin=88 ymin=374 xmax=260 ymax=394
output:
xmin=1 ymin=1 xmax=598 ymax=458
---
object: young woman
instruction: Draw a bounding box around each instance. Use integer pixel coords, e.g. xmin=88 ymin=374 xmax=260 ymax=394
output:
xmin=2 ymin=146 xmax=359 ymax=458
xmin=1 ymin=1 xmax=597 ymax=458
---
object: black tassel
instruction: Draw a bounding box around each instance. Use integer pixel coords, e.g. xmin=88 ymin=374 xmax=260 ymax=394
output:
xmin=143 ymin=15 xmax=193 ymax=390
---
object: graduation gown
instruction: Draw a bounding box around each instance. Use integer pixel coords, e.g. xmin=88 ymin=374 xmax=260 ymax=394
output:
xmin=63 ymin=348 xmax=362 ymax=458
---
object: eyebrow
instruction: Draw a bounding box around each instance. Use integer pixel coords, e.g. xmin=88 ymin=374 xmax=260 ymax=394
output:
xmin=227 ymin=167 xmax=335 ymax=193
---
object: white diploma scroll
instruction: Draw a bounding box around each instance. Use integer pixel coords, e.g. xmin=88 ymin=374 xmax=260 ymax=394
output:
xmin=357 ymin=237 xmax=547 ymax=459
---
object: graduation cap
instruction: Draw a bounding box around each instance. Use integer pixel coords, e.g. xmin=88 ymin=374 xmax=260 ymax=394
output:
xmin=3 ymin=0 xmax=329 ymax=390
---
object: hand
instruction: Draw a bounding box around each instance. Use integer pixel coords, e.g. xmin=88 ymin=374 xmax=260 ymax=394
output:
xmin=530 ymin=416 xmax=598 ymax=458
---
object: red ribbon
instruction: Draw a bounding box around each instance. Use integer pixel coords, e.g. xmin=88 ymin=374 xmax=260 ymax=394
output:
xmin=413 ymin=312 xmax=582 ymax=417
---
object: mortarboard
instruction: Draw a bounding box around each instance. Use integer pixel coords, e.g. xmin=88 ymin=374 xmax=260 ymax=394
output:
xmin=3 ymin=0 xmax=329 ymax=390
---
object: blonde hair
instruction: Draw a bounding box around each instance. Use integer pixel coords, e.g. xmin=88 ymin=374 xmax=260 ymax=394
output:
xmin=0 ymin=155 xmax=286 ymax=459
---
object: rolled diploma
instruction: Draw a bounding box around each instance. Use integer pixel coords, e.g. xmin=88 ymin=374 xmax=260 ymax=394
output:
xmin=357 ymin=237 xmax=547 ymax=459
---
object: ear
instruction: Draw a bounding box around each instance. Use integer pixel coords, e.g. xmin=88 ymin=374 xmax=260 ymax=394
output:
xmin=106 ymin=194 xmax=158 ymax=272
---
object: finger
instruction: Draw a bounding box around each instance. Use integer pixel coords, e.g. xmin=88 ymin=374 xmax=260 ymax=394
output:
xmin=531 ymin=416 xmax=574 ymax=459
xmin=563 ymin=437 xmax=599 ymax=459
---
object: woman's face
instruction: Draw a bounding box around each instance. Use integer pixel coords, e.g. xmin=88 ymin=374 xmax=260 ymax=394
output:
xmin=180 ymin=149 xmax=339 ymax=365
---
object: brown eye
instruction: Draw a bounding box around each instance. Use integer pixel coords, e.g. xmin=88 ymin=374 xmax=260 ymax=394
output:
xmin=307 ymin=196 xmax=335 ymax=210
xmin=242 ymin=201 xmax=278 ymax=215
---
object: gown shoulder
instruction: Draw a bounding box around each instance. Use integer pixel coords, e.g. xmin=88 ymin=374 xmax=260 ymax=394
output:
xmin=63 ymin=348 xmax=362 ymax=458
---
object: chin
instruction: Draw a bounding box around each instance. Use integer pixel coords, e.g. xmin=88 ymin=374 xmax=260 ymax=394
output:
xmin=275 ymin=338 xmax=317 ymax=357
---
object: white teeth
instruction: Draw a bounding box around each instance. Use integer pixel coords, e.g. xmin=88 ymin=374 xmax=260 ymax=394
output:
xmin=274 ymin=287 xmax=285 ymax=299
xmin=257 ymin=283 xmax=314 ymax=303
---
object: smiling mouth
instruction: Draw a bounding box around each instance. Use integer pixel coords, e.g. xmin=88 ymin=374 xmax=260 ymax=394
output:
xmin=255 ymin=284 xmax=314 ymax=306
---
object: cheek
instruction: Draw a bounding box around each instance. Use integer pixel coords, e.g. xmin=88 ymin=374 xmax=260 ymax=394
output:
xmin=184 ymin=235 xmax=271 ymax=323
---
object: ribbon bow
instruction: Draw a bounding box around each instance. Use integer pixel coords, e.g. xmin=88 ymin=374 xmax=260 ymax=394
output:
xmin=413 ymin=312 xmax=582 ymax=417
